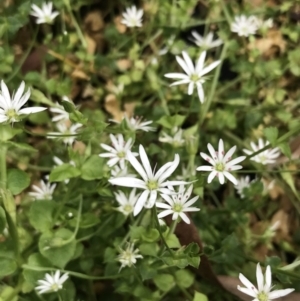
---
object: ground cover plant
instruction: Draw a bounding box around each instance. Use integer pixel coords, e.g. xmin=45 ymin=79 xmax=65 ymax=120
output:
xmin=0 ymin=0 xmax=300 ymax=300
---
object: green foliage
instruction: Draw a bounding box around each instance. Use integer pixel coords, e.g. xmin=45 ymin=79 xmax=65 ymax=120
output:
xmin=29 ymin=201 xmax=56 ymax=231
xmin=49 ymin=164 xmax=81 ymax=182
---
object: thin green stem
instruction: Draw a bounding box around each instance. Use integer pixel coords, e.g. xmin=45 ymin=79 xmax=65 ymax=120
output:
xmin=166 ymin=218 xmax=178 ymax=240
xmin=220 ymin=0 xmax=233 ymax=25
xmin=22 ymin=265 xmax=122 ymax=280
xmin=6 ymin=26 xmax=39 ymax=83
xmin=0 ymin=146 xmax=7 ymax=189
xmin=199 ymin=43 xmax=228 ymax=126
xmin=158 ymin=89 xmax=170 ymax=115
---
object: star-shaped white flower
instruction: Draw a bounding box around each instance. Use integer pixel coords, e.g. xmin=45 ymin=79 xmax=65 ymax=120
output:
xmin=234 ymin=176 xmax=251 ymax=198
xmin=115 ymin=189 xmax=139 ymax=216
xmin=156 ymin=185 xmax=200 ymax=224
xmin=35 ymin=270 xmax=68 ymax=294
xmin=243 ymin=139 xmax=280 ymax=165
xmin=118 ymin=242 xmax=143 ymax=271
xmin=30 ymin=2 xmax=59 ymax=24
xmin=100 ymin=134 xmax=138 ymax=170
xmin=196 ymin=139 xmax=246 ymax=185
xmin=238 ymin=263 xmax=294 ymax=300
xmin=109 ymin=145 xmax=186 ymax=216
xmin=49 ymin=102 xmax=69 ymax=123
xmin=164 ymin=51 xmax=221 ymax=103
xmin=0 ymin=81 xmax=46 ymax=124
xmin=253 ymin=17 xmax=273 ymax=30
xmin=48 ymin=122 xmax=82 ymax=145
xmin=121 ymin=5 xmax=143 ymax=28
xmin=190 ymin=31 xmax=223 ymax=50
xmin=111 ymin=114 xmax=155 ymax=132
xmin=29 ymin=179 xmax=56 ymax=200
xmin=159 ymin=127 xmax=185 ymax=148
xmin=231 ymin=15 xmax=258 ymax=37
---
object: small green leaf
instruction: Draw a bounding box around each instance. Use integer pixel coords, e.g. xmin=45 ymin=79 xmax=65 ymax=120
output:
xmin=175 ymin=269 xmax=194 ymax=288
xmin=39 ymin=228 xmax=76 ymax=268
xmin=4 ymin=141 xmax=37 ymax=152
xmin=278 ymin=142 xmax=291 ymax=160
xmin=7 ymin=169 xmax=30 ymax=195
xmin=193 ymin=292 xmax=208 ymax=301
xmin=142 ymin=228 xmax=159 ymax=243
xmin=29 ymin=201 xmax=56 ymax=232
xmin=263 ymin=127 xmax=278 ymax=146
xmin=157 ymin=114 xmax=186 ymax=129
xmin=0 ymin=125 xmax=22 ymax=141
xmin=49 ymin=164 xmax=81 ymax=182
xmin=0 ymin=257 xmax=17 ymax=277
xmin=81 ymin=155 xmax=104 ymax=180
xmin=30 ymin=88 xmax=54 ymax=106
xmin=165 ymin=233 xmax=181 ymax=248
xmin=153 ymin=274 xmax=174 ymax=292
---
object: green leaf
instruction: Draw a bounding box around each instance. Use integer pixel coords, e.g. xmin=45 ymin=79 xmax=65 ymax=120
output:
xmin=153 ymin=273 xmax=174 ymax=292
xmin=62 ymin=101 xmax=87 ymax=125
xmin=0 ymin=285 xmax=18 ymax=301
xmin=141 ymin=228 xmax=160 ymax=243
xmin=130 ymin=226 xmax=146 ymax=240
xmin=0 ymin=257 xmax=17 ymax=277
xmin=193 ymin=292 xmax=208 ymax=301
xmin=263 ymin=127 xmax=278 ymax=146
xmin=0 ymin=125 xmax=22 ymax=141
xmin=39 ymin=228 xmax=76 ymax=268
xmin=69 ymin=212 xmax=100 ymax=229
xmin=175 ymin=269 xmax=194 ymax=288
xmin=4 ymin=141 xmax=37 ymax=152
xmin=139 ymin=262 xmax=158 ymax=280
xmin=278 ymin=142 xmax=291 ymax=160
xmin=139 ymin=243 xmax=158 ymax=257
xmin=49 ymin=164 xmax=81 ymax=182
xmin=81 ymin=155 xmax=104 ymax=180
xmin=29 ymin=201 xmax=56 ymax=232
xmin=7 ymin=169 xmax=30 ymax=195
xmin=30 ymin=88 xmax=54 ymax=106
xmin=0 ymin=206 xmax=6 ymax=233
xmin=156 ymin=114 xmax=186 ymax=129
xmin=23 ymin=253 xmax=52 ymax=286
xmin=165 ymin=233 xmax=181 ymax=248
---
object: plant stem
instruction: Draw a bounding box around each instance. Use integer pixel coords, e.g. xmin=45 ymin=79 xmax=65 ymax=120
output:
xmin=166 ymin=218 xmax=178 ymax=240
xmin=199 ymin=43 xmax=228 ymax=126
xmin=0 ymin=146 xmax=7 ymax=189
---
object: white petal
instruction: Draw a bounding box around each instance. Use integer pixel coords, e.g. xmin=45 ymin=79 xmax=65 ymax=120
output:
xmin=239 ymin=273 xmax=257 ymax=293
xmin=268 ymin=289 xmax=295 ymax=299
xmin=164 ymin=73 xmax=189 ymax=79
xmin=195 ymin=51 xmax=206 ymax=74
xmin=207 ymin=171 xmax=217 ymax=183
xmin=223 ymin=171 xmax=237 ymax=185
xmin=256 ymin=263 xmax=264 ymax=291
xmin=134 ymin=190 xmax=149 ymax=216
xmin=199 ymin=60 xmax=221 ymax=76
xmin=265 ymin=265 xmax=272 ymax=289
xmin=109 ymin=177 xmax=146 ymax=189
xmin=139 ymin=145 xmax=153 ymax=178
xmin=18 ymin=107 xmax=47 ymax=115
xmin=127 ymin=150 xmax=148 ymax=182
xmin=196 ymin=165 xmax=213 ymax=171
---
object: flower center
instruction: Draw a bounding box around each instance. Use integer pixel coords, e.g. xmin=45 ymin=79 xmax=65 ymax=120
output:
xmin=190 ymin=74 xmax=200 ymax=82
xmin=147 ymin=180 xmax=158 ymax=190
xmin=258 ymin=154 xmax=267 ymax=163
xmin=50 ymin=283 xmax=61 ymax=292
xmin=123 ymin=204 xmax=133 ymax=213
xmin=173 ymin=203 xmax=183 ymax=212
xmin=118 ymin=151 xmax=126 ymax=158
xmin=215 ymin=162 xmax=225 ymax=172
xmin=257 ymin=292 xmax=268 ymax=301
xmin=6 ymin=108 xmax=18 ymax=121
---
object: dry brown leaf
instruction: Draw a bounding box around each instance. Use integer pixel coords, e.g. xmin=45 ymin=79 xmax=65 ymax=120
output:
xmin=73 ymin=141 xmax=86 ymax=155
xmin=84 ymin=11 xmax=104 ymax=33
xmin=271 ymin=210 xmax=290 ymax=241
xmin=104 ymin=94 xmax=123 ymax=122
xmin=114 ymin=16 xmax=126 ymax=33
xmin=116 ymin=59 xmax=132 ymax=71
xmin=249 ymin=29 xmax=286 ymax=57
xmin=71 ymin=69 xmax=90 ymax=80
xmin=85 ymin=34 xmax=97 ymax=55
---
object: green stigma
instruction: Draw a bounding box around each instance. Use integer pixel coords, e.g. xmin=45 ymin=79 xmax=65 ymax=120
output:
xmin=257 ymin=292 xmax=268 ymax=301
xmin=173 ymin=203 xmax=183 ymax=212
xmin=118 ymin=151 xmax=126 ymax=158
xmin=215 ymin=162 xmax=225 ymax=172
xmin=190 ymin=74 xmax=199 ymax=82
xmin=147 ymin=180 xmax=158 ymax=190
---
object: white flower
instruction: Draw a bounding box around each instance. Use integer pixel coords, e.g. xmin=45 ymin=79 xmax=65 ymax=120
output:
xmin=156 ymin=185 xmax=200 ymax=224
xmin=117 ymin=242 xmax=143 ymax=270
xmin=235 ymin=176 xmax=251 ymax=198
xmin=164 ymin=51 xmax=221 ymax=103
xmin=253 ymin=17 xmax=273 ymax=30
xmin=110 ymin=164 xmax=136 ymax=178
xmin=121 ymin=5 xmax=143 ymax=28
xmin=29 ymin=179 xmax=56 ymax=200
xmin=0 ymin=81 xmax=46 ymax=124
xmin=100 ymin=134 xmax=138 ymax=169
xmin=48 ymin=123 xmax=82 ymax=145
xmin=190 ymin=31 xmax=223 ymax=50
xmin=115 ymin=189 xmax=139 ymax=216
xmin=49 ymin=102 xmax=69 ymax=123
xmin=231 ymin=15 xmax=258 ymax=37
xmin=237 ymin=263 xmax=294 ymax=300
xmin=30 ymin=2 xmax=59 ymax=24
xmin=111 ymin=114 xmax=155 ymax=132
xmin=243 ymin=139 xmax=280 ymax=165
xmin=109 ymin=145 xmax=186 ymax=216
xmin=35 ymin=270 xmax=68 ymax=294
xmin=159 ymin=127 xmax=185 ymax=147
xmin=196 ymin=139 xmax=246 ymax=185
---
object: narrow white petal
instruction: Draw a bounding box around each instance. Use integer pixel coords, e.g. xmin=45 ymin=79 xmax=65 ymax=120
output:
xmin=207 ymin=171 xmax=217 ymax=183
xmin=256 ymin=263 xmax=264 ymax=291
xmin=127 ymin=150 xmax=148 ymax=182
xmin=139 ymin=145 xmax=153 ymax=178
xmin=134 ymin=190 xmax=149 ymax=216
xmin=268 ymin=289 xmax=295 ymax=299
xmin=109 ymin=177 xmax=146 ymax=189
xmin=18 ymin=107 xmax=47 ymax=115
xmin=199 ymin=60 xmax=221 ymax=76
